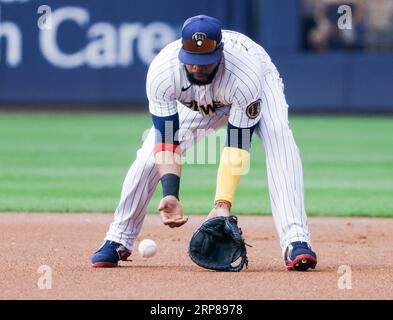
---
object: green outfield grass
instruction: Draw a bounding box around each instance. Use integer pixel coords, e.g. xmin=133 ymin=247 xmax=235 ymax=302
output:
xmin=0 ymin=113 xmax=392 ymax=216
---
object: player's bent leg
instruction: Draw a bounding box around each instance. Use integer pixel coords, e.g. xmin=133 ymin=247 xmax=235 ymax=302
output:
xmin=92 ymin=104 xmax=229 ymax=268
xmin=91 ymin=127 xmax=160 ymax=267
xmin=105 ymin=127 xmax=160 ymax=246
xmin=255 ymin=72 xmax=317 ymax=271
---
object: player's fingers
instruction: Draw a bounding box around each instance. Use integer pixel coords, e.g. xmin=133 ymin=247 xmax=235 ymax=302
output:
xmin=161 ymin=215 xmax=188 ymax=228
xmin=160 ymin=214 xmax=174 ymax=224
xmin=160 ymin=213 xmax=179 ymax=225
xmin=171 ymin=217 xmax=188 ymax=228
xmin=162 ymin=219 xmax=175 ymax=225
xmin=163 ymin=219 xmax=182 ymax=228
xmin=163 ymin=220 xmax=178 ymax=228
xmin=158 ymin=203 xmax=168 ymax=211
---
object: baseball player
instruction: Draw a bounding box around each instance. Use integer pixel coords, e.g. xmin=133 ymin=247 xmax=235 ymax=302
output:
xmin=91 ymin=15 xmax=317 ymax=271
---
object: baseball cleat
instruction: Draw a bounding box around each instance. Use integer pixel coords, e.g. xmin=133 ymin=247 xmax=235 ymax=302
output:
xmin=91 ymin=240 xmax=131 ymax=268
xmin=285 ymin=241 xmax=317 ymax=271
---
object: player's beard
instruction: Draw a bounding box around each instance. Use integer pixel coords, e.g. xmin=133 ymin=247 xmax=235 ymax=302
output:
xmin=184 ymin=63 xmax=220 ymax=86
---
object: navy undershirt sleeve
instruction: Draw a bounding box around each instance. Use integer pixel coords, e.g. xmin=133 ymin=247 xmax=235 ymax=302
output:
xmin=225 ymin=122 xmax=257 ymax=151
xmin=151 ymin=113 xmax=180 ymax=145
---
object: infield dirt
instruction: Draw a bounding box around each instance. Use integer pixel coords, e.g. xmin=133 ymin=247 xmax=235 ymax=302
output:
xmin=1 ymin=213 xmax=392 ymax=299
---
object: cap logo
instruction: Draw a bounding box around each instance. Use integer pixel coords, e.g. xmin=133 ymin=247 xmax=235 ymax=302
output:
xmin=192 ymin=32 xmax=207 ymax=48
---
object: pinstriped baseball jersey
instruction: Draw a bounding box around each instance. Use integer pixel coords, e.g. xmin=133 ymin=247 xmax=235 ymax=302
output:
xmin=147 ymin=30 xmax=275 ymax=128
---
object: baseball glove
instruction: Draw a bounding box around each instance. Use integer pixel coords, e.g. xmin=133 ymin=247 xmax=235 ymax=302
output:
xmin=188 ymin=216 xmax=249 ymax=272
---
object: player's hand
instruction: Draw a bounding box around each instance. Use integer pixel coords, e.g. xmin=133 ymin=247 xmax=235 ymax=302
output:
xmin=206 ymin=200 xmax=231 ymax=220
xmin=158 ymin=195 xmax=188 ymax=228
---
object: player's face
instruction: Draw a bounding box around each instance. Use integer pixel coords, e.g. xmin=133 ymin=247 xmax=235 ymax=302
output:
xmin=185 ymin=63 xmax=219 ymax=82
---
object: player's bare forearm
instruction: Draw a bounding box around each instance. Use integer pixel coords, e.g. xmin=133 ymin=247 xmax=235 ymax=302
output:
xmin=154 ymin=150 xmax=182 ymax=177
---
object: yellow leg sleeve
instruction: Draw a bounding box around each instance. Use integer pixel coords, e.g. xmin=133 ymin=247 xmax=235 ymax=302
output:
xmin=214 ymin=147 xmax=250 ymax=204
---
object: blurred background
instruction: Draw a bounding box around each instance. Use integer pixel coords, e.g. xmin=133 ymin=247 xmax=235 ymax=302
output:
xmin=1 ymin=0 xmax=392 ymax=111
xmin=0 ymin=0 xmax=392 ymax=216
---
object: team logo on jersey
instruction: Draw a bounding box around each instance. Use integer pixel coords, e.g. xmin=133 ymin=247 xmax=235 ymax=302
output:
xmin=192 ymin=32 xmax=207 ymax=48
xmin=246 ymin=99 xmax=261 ymax=119
xmin=183 ymin=100 xmax=225 ymax=115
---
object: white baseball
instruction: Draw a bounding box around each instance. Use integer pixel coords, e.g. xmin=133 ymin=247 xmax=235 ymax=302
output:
xmin=138 ymin=239 xmax=158 ymax=258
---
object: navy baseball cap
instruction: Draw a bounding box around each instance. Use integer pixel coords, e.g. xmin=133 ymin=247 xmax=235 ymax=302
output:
xmin=179 ymin=15 xmax=223 ymax=65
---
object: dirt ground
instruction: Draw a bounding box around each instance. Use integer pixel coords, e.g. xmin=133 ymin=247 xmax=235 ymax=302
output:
xmin=0 ymin=213 xmax=392 ymax=300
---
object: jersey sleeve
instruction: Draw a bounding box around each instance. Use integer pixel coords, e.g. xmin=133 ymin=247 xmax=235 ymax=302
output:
xmin=146 ymin=51 xmax=178 ymax=117
xmin=228 ymin=80 xmax=262 ymax=128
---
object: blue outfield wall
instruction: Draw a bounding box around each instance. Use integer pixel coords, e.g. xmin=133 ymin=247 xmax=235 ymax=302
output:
xmin=272 ymin=53 xmax=393 ymax=112
xmin=0 ymin=0 xmax=392 ymax=111
xmin=0 ymin=0 xmax=252 ymax=104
